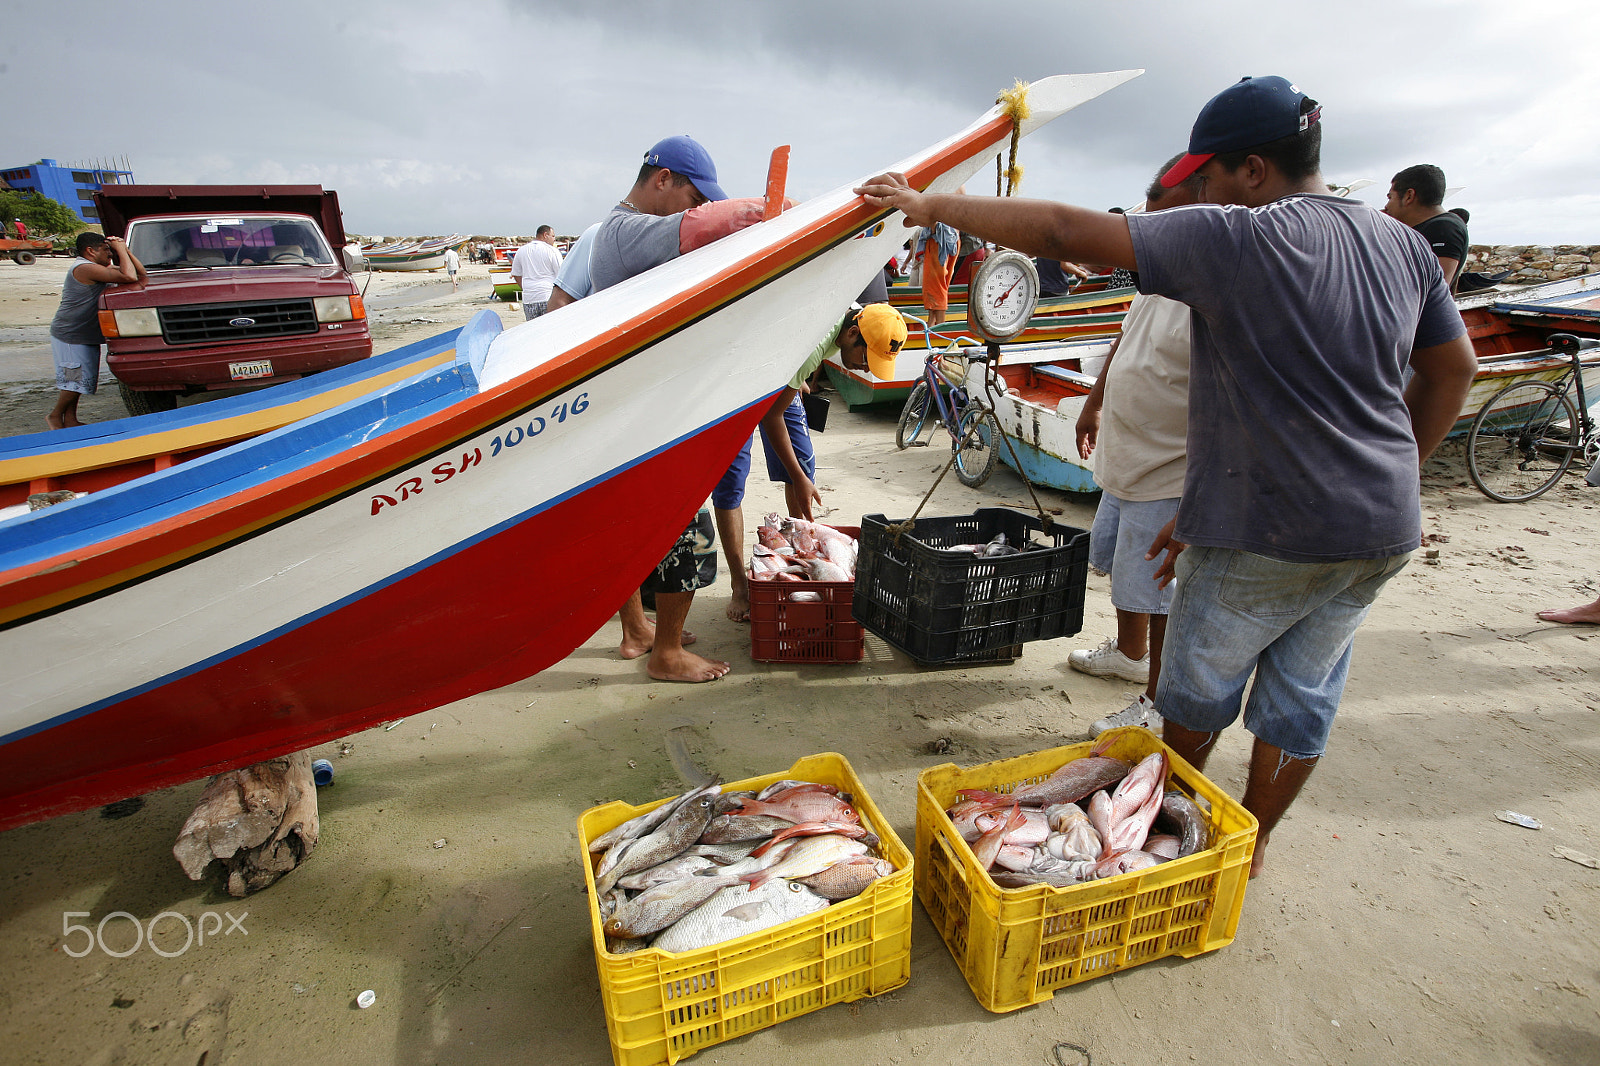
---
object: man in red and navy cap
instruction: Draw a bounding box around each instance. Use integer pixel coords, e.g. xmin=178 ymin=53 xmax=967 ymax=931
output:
xmin=858 ymin=76 xmax=1476 ymax=879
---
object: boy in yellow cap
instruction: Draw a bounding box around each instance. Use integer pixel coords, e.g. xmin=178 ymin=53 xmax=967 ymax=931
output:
xmin=714 ymin=302 xmax=907 ymax=620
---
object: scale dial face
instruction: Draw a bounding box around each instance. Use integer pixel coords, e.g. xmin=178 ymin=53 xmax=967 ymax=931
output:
xmin=970 ymin=250 xmax=1040 ymax=342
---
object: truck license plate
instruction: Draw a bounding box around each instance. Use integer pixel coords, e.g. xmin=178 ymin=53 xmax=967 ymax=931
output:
xmin=229 ymin=360 xmax=273 ymax=381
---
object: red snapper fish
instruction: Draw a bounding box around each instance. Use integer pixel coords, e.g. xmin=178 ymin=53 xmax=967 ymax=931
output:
xmin=973 ymin=806 xmax=1026 ymax=871
xmin=734 ymin=792 xmax=860 ymax=825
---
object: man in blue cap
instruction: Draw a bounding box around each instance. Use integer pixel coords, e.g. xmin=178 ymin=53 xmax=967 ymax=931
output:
xmin=587 ymin=135 xmax=773 ymax=682
xmin=858 ymin=76 xmax=1477 ymax=878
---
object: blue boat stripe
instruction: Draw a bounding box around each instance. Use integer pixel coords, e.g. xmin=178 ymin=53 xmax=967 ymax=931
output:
xmin=0 ymin=391 xmax=779 ymax=749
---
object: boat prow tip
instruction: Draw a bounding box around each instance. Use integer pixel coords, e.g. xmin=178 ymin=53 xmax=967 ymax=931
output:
xmin=1015 ymin=70 xmax=1144 ymax=130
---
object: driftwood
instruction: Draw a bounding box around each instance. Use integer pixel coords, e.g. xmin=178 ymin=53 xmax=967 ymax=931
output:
xmin=173 ymin=751 xmax=320 ymax=897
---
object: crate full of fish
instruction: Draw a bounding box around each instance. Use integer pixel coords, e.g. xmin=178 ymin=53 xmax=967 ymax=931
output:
xmin=852 ymin=508 xmax=1090 ymax=664
xmin=915 ymin=728 xmax=1257 ymax=1013
xmin=579 ymin=753 xmax=912 ymax=1066
xmin=748 ymin=517 xmax=864 ymax=664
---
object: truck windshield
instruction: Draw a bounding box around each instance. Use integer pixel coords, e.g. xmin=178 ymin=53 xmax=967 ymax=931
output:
xmin=128 ymin=216 xmax=337 ymax=269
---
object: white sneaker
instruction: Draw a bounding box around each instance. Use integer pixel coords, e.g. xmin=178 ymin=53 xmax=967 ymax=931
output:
xmin=1090 ymin=694 xmax=1163 ymax=737
xmin=1067 ymin=637 xmax=1150 ymax=684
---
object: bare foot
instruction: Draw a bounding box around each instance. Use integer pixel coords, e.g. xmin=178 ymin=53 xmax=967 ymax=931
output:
xmin=726 ymin=588 xmax=750 ymax=623
xmin=1249 ymin=833 xmax=1268 ymax=879
xmin=1537 ymin=603 xmax=1600 ymax=625
xmin=646 ymin=646 xmax=730 ymax=683
xmin=618 ymin=621 xmax=696 ymax=659
xmin=45 ymin=415 xmax=63 ymax=431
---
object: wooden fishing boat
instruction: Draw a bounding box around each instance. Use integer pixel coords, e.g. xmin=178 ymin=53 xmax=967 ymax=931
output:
xmin=885 ymin=273 xmax=1120 ymax=308
xmin=0 ymin=70 xmax=1143 ymax=831
xmin=822 ymin=305 xmax=1126 ymax=409
xmin=892 ymin=284 xmax=1134 ymax=323
xmin=362 ymin=235 xmax=469 ymax=271
xmin=991 ymin=343 xmax=1107 ymax=493
xmin=0 ymin=330 xmax=463 ymax=510
xmin=489 ymin=267 xmax=520 ymax=301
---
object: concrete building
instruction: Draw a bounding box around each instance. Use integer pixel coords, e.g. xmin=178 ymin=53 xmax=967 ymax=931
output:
xmin=0 ymin=158 xmax=135 ymax=223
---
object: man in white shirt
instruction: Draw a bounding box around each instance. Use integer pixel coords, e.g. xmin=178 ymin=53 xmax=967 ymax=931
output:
xmin=511 ymin=225 xmax=562 ymax=320
xmin=443 ymin=245 xmax=460 ymax=292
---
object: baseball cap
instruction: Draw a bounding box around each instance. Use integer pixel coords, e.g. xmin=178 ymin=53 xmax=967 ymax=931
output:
xmin=856 ymin=303 xmax=908 ymax=378
xmin=1161 ymin=76 xmax=1321 ymax=188
xmin=643 ymin=135 xmax=727 ymax=202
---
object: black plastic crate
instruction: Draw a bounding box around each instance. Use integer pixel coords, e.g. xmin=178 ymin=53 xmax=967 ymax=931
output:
xmin=852 ymin=509 xmax=1089 ymax=663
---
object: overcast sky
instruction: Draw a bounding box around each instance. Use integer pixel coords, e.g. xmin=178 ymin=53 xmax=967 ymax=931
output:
xmin=6 ymin=0 xmax=1598 ymax=244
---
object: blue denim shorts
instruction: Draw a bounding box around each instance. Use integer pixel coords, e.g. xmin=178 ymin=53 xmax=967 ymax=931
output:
xmin=1155 ymin=545 xmax=1410 ymax=758
xmin=1088 ymin=492 xmax=1180 ymax=615
xmin=710 ymin=398 xmax=815 ymax=510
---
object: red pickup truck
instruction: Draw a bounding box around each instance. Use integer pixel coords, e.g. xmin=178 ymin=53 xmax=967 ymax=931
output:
xmin=93 ymin=185 xmax=371 ymax=414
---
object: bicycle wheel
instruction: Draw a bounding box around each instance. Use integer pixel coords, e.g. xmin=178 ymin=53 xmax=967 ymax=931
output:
xmin=953 ymin=404 xmax=1000 ymax=487
xmin=1466 ymin=380 xmax=1579 ymax=502
xmin=896 ymin=381 xmax=932 ymax=448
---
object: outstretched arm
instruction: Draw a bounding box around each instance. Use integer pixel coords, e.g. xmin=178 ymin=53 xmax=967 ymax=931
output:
xmin=855 ymin=172 xmax=1136 ymax=271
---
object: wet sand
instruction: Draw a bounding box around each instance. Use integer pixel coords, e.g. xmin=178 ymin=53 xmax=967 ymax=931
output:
xmin=1 ymin=257 xmax=1597 ymax=1065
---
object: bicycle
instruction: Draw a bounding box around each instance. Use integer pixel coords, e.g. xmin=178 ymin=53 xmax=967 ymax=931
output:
xmin=1466 ymin=332 xmax=1600 ymax=502
xmin=893 ymin=325 xmax=1002 ymax=488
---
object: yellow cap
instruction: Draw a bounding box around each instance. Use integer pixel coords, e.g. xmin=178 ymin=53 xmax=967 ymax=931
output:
xmin=857 ymin=303 xmax=908 ymax=379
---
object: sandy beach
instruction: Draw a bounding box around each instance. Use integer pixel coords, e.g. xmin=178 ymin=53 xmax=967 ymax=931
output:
xmin=0 ymin=255 xmax=1597 ymax=1065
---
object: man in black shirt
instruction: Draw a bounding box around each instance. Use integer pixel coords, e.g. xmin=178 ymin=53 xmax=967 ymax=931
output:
xmin=1383 ymin=163 xmax=1469 ymax=292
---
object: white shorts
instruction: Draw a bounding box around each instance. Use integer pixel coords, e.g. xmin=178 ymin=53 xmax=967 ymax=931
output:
xmin=1088 ymin=492 xmax=1181 ymax=615
xmin=52 ymin=337 xmax=102 ymax=395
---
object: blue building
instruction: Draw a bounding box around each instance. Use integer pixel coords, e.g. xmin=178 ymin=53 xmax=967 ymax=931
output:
xmin=0 ymin=158 xmax=135 ymax=223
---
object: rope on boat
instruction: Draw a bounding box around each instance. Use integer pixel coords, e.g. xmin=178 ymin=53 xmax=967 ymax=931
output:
xmin=995 ymin=80 xmax=1030 ymax=197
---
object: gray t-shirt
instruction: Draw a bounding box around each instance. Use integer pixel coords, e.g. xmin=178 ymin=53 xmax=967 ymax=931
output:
xmin=1126 ymin=194 xmax=1464 ymax=562
xmin=50 ymin=258 xmax=108 ymax=345
xmin=588 ymin=206 xmax=682 ymax=293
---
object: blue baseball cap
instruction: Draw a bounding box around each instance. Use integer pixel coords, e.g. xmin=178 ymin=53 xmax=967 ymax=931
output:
xmin=1161 ymin=76 xmax=1321 ymax=188
xmin=643 ymin=135 xmax=727 ymax=202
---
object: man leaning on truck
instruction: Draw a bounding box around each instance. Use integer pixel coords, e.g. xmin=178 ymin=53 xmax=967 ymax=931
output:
xmin=48 ymin=232 xmax=146 ymax=430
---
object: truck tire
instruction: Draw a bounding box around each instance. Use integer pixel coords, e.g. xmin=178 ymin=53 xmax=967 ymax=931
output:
xmin=120 ymin=383 xmax=179 ymax=416
xmin=12 ymin=251 xmax=36 ymax=265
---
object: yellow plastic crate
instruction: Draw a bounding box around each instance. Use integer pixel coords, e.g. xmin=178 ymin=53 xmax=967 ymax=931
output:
xmin=579 ymin=753 xmax=913 ymax=1066
xmin=915 ymin=727 xmax=1257 ymax=1013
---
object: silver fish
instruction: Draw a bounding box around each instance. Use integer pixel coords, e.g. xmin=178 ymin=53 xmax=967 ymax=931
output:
xmin=603 ymin=874 xmax=741 ymax=940
xmin=990 ymin=859 xmax=1094 ymax=889
xmin=1158 ymin=790 xmax=1209 ymax=858
xmin=588 ymin=780 xmax=721 ymax=855
xmin=714 ymin=839 xmax=797 ymax=879
xmin=743 ymin=834 xmax=869 ymax=888
xmin=684 ymin=841 xmax=761 ymax=864
xmin=615 ymin=853 xmax=718 ymax=891
xmin=595 ymin=791 xmax=719 ymax=896
xmin=652 ymin=879 xmax=830 ymax=953
xmin=700 ymin=812 xmax=796 ymax=843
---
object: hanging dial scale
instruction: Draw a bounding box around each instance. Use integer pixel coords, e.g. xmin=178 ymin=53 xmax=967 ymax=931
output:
xmin=968 ymin=249 xmax=1040 ymax=344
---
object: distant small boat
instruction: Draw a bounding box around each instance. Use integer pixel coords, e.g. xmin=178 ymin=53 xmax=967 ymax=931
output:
xmin=362 ymin=235 xmax=469 ymax=271
xmin=821 ymin=305 xmax=1125 ymax=409
xmin=991 ymin=349 xmax=1106 ymax=493
xmin=489 ymin=268 xmax=521 ymax=301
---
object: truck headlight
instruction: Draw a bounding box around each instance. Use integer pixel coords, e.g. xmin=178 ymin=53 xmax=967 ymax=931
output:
xmin=314 ymin=296 xmax=362 ymax=322
xmin=111 ymin=308 xmax=162 ymax=337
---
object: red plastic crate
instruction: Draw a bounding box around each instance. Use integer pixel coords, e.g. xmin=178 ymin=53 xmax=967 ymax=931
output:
xmin=748 ymin=524 xmax=863 ymax=664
